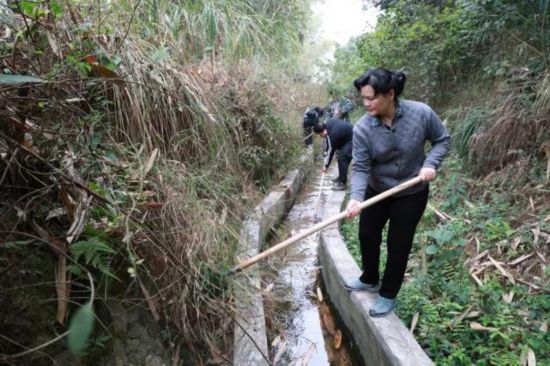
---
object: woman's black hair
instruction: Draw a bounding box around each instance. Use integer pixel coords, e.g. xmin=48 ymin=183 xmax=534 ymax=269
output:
xmin=353 ymin=68 xmax=407 ymax=98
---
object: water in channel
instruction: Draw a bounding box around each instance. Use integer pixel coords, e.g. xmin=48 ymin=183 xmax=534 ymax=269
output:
xmin=260 ymin=167 xmax=355 ymax=365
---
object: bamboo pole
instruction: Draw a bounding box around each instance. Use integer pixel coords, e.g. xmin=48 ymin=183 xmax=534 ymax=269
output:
xmin=229 ymin=176 xmax=423 ymax=275
xmin=313 ymin=171 xmax=326 ymax=222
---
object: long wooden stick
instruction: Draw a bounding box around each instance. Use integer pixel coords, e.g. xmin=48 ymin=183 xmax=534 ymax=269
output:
xmin=229 ymin=176 xmax=423 ymax=274
xmin=313 ymin=171 xmax=326 ymax=220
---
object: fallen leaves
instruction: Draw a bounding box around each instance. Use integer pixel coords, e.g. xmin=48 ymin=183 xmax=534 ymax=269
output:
xmin=502 ymin=290 xmax=515 ymax=304
xmin=464 ymin=232 xmax=549 ymax=291
xmin=509 ymin=253 xmax=534 ymax=266
xmin=272 ymin=338 xmax=287 ymax=364
xmin=451 ymin=306 xmax=482 ymax=326
xmin=263 ymin=283 xmax=274 ymax=295
xmin=520 ymin=347 xmax=537 ymax=366
xmin=322 ymin=310 xmax=336 ymax=336
xmin=469 ymin=322 xmax=497 ymax=332
xmin=333 ymin=330 xmax=342 ymax=350
xmin=470 ymin=272 xmax=483 ymax=287
xmin=300 ymin=344 xmax=316 ymax=365
xmin=271 ymin=334 xmax=283 ymax=348
xmin=488 ymin=255 xmax=515 ymax=285
xmin=316 ymin=287 xmax=323 ymax=303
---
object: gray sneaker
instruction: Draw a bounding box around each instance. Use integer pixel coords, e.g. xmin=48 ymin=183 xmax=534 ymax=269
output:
xmin=332 ymin=181 xmax=346 ymax=191
xmin=344 ymin=278 xmax=380 ymax=292
xmin=369 ymin=296 xmax=396 ymax=318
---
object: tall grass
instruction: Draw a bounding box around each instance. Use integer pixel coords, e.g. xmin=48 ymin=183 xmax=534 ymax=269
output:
xmin=0 ymin=0 xmax=315 ymax=363
xmin=109 ymin=0 xmax=308 ymax=66
xmin=446 ymin=107 xmax=489 ymax=160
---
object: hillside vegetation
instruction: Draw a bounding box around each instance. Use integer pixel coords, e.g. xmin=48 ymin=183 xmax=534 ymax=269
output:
xmin=0 ymin=0 xmax=322 ymax=364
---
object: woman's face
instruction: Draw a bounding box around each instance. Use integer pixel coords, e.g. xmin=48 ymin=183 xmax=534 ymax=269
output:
xmin=360 ymin=85 xmax=395 ymax=117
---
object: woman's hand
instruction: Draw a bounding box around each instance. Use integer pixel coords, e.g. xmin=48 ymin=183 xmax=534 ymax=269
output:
xmin=418 ymin=167 xmax=436 ymax=182
xmin=346 ymin=199 xmax=361 ymax=218
xmin=321 ymin=167 xmax=327 ymax=173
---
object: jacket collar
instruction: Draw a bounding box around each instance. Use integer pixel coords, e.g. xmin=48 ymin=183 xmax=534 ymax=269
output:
xmin=369 ymin=100 xmax=402 ymax=127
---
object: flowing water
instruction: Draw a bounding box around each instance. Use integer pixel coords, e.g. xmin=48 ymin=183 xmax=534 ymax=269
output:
xmin=260 ymin=168 xmax=356 ymax=365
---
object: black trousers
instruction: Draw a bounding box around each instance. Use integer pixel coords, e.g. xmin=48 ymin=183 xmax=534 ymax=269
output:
xmin=358 ymin=185 xmax=429 ymax=299
xmin=304 ymin=127 xmax=313 ymax=146
xmin=336 ymin=151 xmax=352 ymax=184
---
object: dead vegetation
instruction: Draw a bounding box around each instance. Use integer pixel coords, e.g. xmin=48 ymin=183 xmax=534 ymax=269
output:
xmin=0 ymin=1 xmax=311 ymax=364
xmin=467 ymin=70 xmax=550 ymax=178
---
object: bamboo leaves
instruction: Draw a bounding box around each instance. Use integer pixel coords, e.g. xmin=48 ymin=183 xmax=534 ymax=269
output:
xmin=0 ymin=75 xmax=44 ymax=84
xmin=67 ymin=302 xmax=95 ymax=354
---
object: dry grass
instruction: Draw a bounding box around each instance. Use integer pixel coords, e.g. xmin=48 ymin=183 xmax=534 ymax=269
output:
xmin=0 ymin=7 xmax=308 ymax=364
xmin=467 ymin=72 xmax=550 ymax=179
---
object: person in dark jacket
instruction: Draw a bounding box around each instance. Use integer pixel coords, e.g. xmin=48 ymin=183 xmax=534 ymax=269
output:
xmin=337 ymin=97 xmax=355 ymax=121
xmin=314 ymin=118 xmax=353 ymax=190
xmin=303 ymin=106 xmax=324 ymax=146
xmin=345 ymin=67 xmax=451 ymax=318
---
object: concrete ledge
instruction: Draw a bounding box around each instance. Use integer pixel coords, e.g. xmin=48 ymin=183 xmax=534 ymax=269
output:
xmin=318 ymin=190 xmax=434 ymax=366
xmin=233 ymin=151 xmax=310 ymax=365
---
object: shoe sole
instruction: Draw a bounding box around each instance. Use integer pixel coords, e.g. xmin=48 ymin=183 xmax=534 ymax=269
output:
xmin=368 ymin=309 xmax=394 ymax=318
xmin=343 ymin=284 xmax=380 ymax=293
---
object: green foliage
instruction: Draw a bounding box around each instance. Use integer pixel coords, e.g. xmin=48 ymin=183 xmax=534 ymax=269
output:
xmin=333 ymin=0 xmax=549 ymax=106
xmin=483 ymin=219 xmax=515 ymax=242
xmin=355 ymin=1 xmax=468 ymax=102
xmin=2 ymin=239 xmax=35 ymax=249
xmin=329 ymin=40 xmax=367 ymax=96
xmin=14 ymin=0 xmax=48 ymax=18
xmin=450 ymin=107 xmax=490 ymax=160
xmin=228 ymin=99 xmax=299 ymax=187
xmin=341 ymin=217 xmax=361 ymax=261
xmin=49 ymin=1 xmax=63 ymax=19
xmin=0 ymin=0 xmax=324 ymax=363
xmin=68 ymin=237 xmax=118 ymax=281
xmin=67 ymin=302 xmax=95 ymax=355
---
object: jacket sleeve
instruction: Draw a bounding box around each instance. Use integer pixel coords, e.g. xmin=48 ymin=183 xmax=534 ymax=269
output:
xmin=350 ymin=125 xmax=372 ymax=201
xmin=423 ymin=108 xmax=451 ymax=170
xmin=324 ymin=136 xmax=333 ymax=168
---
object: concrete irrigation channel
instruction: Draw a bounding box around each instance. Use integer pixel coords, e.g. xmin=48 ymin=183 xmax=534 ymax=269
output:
xmin=232 ymin=149 xmax=433 ymax=365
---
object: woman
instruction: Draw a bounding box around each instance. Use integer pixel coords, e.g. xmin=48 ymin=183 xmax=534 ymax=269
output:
xmin=345 ymin=68 xmax=450 ymax=317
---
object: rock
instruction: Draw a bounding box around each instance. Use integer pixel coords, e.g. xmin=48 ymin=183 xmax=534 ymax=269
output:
xmin=145 ymin=354 xmax=166 ymax=366
xmin=53 ymin=351 xmax=86 ymax=366
xmin=91 ymin=301 xmax=169 ymax=366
